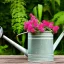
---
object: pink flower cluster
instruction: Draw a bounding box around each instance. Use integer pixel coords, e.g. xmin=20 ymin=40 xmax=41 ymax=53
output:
xmin=24 ymin=13 xmax=59 ymax=33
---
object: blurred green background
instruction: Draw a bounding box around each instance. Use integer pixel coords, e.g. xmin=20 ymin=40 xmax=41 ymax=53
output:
xmin=0 ymin=0 xmax=64 ymax=55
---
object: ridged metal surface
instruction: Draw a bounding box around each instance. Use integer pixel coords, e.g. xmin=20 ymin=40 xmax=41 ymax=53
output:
xmin=28 ymin=31 xmax=54 ymax=62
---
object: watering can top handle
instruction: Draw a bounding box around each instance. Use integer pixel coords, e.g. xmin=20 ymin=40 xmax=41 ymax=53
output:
xmin=17 ymin=32 xmax=28 ymax=37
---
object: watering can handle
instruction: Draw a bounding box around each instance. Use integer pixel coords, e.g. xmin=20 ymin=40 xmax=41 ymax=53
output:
xmin=17 ymin=32 xmax=28 ymax=37
xmin=16 ymin=32 xmax=28 ymax=47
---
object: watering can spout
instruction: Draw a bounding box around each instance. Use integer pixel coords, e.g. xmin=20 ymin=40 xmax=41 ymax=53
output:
xmin=0 ymin=26 xmax=28 ymax=56
xmin=2 ymin=35 xmax=28 ymax=56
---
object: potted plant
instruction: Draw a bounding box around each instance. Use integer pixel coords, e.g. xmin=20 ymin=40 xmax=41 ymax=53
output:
xmin=24 ymin=13 xmax=59 ymax=62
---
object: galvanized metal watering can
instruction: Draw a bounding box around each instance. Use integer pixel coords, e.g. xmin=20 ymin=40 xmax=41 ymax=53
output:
xmin=0 ymin=26 xmax=64 ymax=62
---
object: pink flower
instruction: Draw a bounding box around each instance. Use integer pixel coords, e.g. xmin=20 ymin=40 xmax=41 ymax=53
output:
xmin=39 ymin=23 xmax=44 ymax=27
xmin=27 ymin=24 xmax=32 ymax=32
xmin=29 ymin=13 xmax=36 ymax=20
xmin=27 ymin=23 xmax=36 ymax=33
xmin=24 ymin=22 xmax=29 ymax=30
xmin=38 ymin=23 xmax=45 ymax=32
xmin=33 ymin=19 xmax=39 ymax=28
xmin=42 ymin=20 xmax=49 ymax=27
xmin=53 ymin=26 xmax=59 ymax=33
xmin=29 ymin=13 xmax=34 ymax=17
xmin=48 ymin=22 xmax=54 ymax=29
xmin=38 ymin=27 xmax=45 ymax=32
xmin=24 ymin=14 xmax=59 ymax=34
xmin=28 ymin=20 xmax=33 ymax=24
xmin=30 ymin=28 xmax=36 ymax=33
xmin=29 ymin=18 xmax=39 ymax=28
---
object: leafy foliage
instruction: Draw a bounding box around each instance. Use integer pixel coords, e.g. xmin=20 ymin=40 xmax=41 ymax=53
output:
xmin=55 ymin=0 xmax=60 ymax=6
xmin=60 ymin=0 xmax=64 ymax=11
xmin=43 ymin=0 xmax=60 ymax=20
xmin=0 ymin=0 xmax=22 ymax=55
xmin=0 ymin=45 xmax=8 ymax=55
xmin=10 ymin=0 xmax=28 ymax=34
xmin=52 ymin=11 xmax=64 ymax=25
xmin=0 ymin=2 xmax=11 ymax=32
xmin=25 ymin=0 xmax=44 ymax=14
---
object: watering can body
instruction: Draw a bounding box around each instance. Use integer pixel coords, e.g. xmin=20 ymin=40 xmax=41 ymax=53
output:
xmin=28 ymin=31 xmax=54 ymax=62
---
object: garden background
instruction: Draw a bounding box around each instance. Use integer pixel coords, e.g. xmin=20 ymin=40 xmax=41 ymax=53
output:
xmin=0 ymin=0 xmax=64 ymax=55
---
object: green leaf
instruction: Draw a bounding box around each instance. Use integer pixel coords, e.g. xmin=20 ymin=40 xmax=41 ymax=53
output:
xmin=52 ymin=11 xmax=64 ymax=21
xmin=38 ymin=4 xmax=43 ymax=21
xmin=52 ymin=11 xmax=64 ymax=26
xmin=55 ymin=14 xmax=64 ymax=25
xmin=55 ymin=0 xmax=60 ymax=6
xmin=33 ymin=6 xmax=38 ymax=18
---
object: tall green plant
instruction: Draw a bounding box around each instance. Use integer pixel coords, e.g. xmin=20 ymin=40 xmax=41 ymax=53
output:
xmin=10 ymin=0 xmax=27 ymax=34
xmin=33 ymin=4 xmax=43 ymax=22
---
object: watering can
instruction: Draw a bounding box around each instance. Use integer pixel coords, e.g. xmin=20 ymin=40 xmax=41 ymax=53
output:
xmin=0 ymin=26 xmax=64 ymax=62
